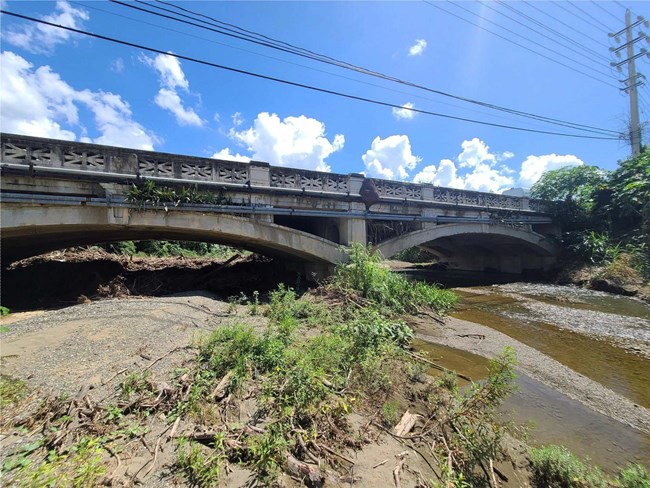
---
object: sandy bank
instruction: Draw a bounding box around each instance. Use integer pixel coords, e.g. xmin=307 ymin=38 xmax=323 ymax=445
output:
xmin=411 ymin=316 xmax=650 ymax=435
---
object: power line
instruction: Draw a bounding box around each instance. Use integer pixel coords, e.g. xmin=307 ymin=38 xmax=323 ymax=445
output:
xmin=480 ymin=0 xmax=612 ymax=70
xmin=108 ymin=0 xmax=621 ymax=135
xmin=496 ymin=1 xmax=611 ymax=64
xmin=0 ymin=9 xmax=621 ymax=141
xmin=74 ymin=0 xmax=579 ymax=131
xmin=449 ymin=1 xmax=614 ymax=79
xmin=591 ymin=1 xmax=622 ymax=24
xmin=567 ymin=1 xmax=615 ymax=31
xmin=425 ymin=1 xmax=618 ymax=89
xmin=552 ymin=1 xmax=609 ymax=32
xmin=524 ymin=1 xmax=609 ymax=49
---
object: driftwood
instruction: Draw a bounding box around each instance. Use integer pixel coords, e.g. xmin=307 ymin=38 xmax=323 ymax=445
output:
xmin=211 ymin=371 xmax=233 ymax=400
xmin=286 ymin=454 xmax=325 ymax=486
xmin=393 ymin=452 xmax=408 ymax=488
xmin=393 ymin=410 xmax=421 ymax=437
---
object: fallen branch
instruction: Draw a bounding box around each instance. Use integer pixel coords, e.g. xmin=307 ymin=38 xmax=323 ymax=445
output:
xmin=393 ymin=452 xmax=408 ymax=488
xmin=286 ymin=454 xmax=325 ymax=486
xmin=144 ymin=346 xmax=186 ymax=371
xmin=372 ymin=459 xmax=388 ymax=469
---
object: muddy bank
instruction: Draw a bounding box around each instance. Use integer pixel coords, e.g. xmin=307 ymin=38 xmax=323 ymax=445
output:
xmin=2 ymin=249 xmax=303 ymax=311
xmin=411 ymin=315 xmax=650 ymax=436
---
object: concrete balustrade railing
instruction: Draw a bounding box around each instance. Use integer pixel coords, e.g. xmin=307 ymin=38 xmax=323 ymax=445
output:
xmin=0 ymin=133 xmax=549 ymax=213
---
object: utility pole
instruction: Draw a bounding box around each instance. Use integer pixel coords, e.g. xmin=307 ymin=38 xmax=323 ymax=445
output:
xmin=610 ymin=10 xmax=649 ymax=156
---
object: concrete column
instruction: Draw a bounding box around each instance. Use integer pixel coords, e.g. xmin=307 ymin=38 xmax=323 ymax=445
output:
xmin=348 ymin=173 xmax=364 ymax=195
xmin=421 ymin=183 xmax=434 ymax=201
xmin=521 ymin=197 xmax=530 ymax=211
xmin=338 ymin=218 xmax=367 ymax=245
xmin=249 ymin=161 xmax=270 ymax=187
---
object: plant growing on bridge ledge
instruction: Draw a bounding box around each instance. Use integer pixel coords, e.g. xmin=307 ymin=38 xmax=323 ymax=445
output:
xmin=333 ymin=243 xmax=458 ymax=315
xmin=127 ymin=180 xmax=233 ymax=210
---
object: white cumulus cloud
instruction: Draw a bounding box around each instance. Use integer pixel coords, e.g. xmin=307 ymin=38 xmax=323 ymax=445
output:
xmin=229 ymin=112 xmax=344 ymax=172
xmin=392 ymin=102 xmax=416 ymax=121
xmin=518 ymin=154 xmax=584 ymax=187
xmin=0 ymin=50 xmax=156 ymax=150
xmin=3 ymin=1 xmax=89 ymax=54
xmin=362 ymin=135 xmax=421 ymax=180
xmin=212 ymin=148 xmax=250 ymax=163
xmin=408 ymin=39 xmax=427 ymax=56
xmin=412 ymin=138 xmax=514 ymax=193
xmin=142 ymin=52 xmax=205 ymax=127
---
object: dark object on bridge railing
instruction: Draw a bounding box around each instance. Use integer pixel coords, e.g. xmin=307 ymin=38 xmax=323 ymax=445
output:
xmin=0 ymin=133 xmax=550 ymax=213
xmin=359 ymin=178 xmax=381 ymax=210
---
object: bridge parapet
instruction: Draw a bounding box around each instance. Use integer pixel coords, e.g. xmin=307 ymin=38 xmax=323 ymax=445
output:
xmin=1 ymin=133 xmax=549 ymax=213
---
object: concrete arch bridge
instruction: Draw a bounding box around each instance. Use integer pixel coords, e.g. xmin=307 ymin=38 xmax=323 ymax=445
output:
xmin=1 ymin=134 xmax=560 ymax=276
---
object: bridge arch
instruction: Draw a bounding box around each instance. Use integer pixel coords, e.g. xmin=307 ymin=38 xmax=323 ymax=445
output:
xmin=1 ymin=204 xmax=346 ymax=265
xmin=375 ymin=223 xmax=558 ymax=273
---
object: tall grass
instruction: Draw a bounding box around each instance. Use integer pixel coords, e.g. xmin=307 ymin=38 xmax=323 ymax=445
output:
xmin=333 ymin=243 xmax=458 ymax=315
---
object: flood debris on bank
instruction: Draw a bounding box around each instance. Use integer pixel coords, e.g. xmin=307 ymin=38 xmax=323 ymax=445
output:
xmin=1 ymin=246 xmax=648 ymax=487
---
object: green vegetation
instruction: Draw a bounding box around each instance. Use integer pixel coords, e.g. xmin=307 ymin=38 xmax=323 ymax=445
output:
xmin=332 ymin=243 xmax=458 ymax=315
xmin=532 ymin=151 xmax=650 ymax=284
xmin=529 ymin=444 xmax=650 ymax=488
xmin=0 ymin=375 xmax=27 ymax=408
xmin=393 ymin=246 xmax=437 ymax=263
xmin=99 ymin=239 xmax=240 ymax=259
xmin=127 ymin=179 xmax=233 ymax=210
xmin=529 ymin=444 xmax=607 ymax=488
xmin=0 ymin=305 xmax=10 ymax=316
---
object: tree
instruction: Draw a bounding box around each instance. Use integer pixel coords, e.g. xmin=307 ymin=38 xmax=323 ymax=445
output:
xmin=531 ymin=165 xmax=607 ymax=232
xmin=607 ymin=151 xmax=650 ymax=244
xmin=530 ymin=165 xmax=607 ymax=209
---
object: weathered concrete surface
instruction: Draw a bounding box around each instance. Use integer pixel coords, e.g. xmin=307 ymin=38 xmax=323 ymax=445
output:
xmin=1 ymin=203 xmax=346 ymax=265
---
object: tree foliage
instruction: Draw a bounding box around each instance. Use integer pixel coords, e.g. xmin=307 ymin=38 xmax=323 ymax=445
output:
xmin=530 ymin=165 xmax=606 ymax=209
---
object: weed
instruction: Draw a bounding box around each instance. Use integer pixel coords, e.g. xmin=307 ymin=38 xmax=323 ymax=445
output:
xmin=247 ymin=424 xmax=289 ymax=482
xmin=118 ymin=370 xmax=152 ymax=400
xmin=0 ymin=305 xmax=10 ymax=316
xmin=616 ymin=463 xmax=650 ymax=488
xmin=249 ymin=290 xmax=260 ymax=316
xmin=333 ymin=243 xmax=458 ymax=315
xmin=0 ymin=375 xmax=28 ymax=408
xmin=380 ymin=400 xmax=400 ymax=427
xmin=176 ymin=436 xmax=226 ymax=487
xmin=4 ymin=436 xmax=107 ymax=487
xmin=529 ymin=444 xmax=607 ymax=488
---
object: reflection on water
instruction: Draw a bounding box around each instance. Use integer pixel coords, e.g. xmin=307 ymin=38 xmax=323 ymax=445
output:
xmin=450 ymin=284 xmax=650 ymax=409
xmin=413 ymin=340 xmax=650 ymax=474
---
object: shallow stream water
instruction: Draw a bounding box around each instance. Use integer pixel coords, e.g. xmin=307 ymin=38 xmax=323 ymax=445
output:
xmin=414 ymin=340 xmax=650 ymax=474
xmin=409 ymin=280 xmax=650 ymax=473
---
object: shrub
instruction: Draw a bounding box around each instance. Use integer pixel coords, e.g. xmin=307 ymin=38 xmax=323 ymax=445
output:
xmin=333 ymin=243 xmax=458 ymax=315
xmin=529 ymin=445 xmax=607 ymax=488
xmin=617 ymin=463 xmax=650 ymax=488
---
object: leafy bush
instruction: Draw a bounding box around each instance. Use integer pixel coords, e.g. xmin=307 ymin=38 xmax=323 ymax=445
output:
xmin=529 ymin=445 xmax=607 ymax=488
xmin=616 ymin=463 xmax=650 ymax=488
xmin=333 ymin=243 xmax=457 ymax=315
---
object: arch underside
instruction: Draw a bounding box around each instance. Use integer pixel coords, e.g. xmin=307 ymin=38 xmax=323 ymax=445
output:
xmin=1 ymin=205 xmax=346 ymax=265
xmin=377 ymin=223 xmax=558 ymax=273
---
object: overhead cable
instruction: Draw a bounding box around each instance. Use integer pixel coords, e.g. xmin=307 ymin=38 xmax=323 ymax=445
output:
xmin=446 ymin=1 xmax=615 ymax=81
xmin=495 ymin=1 xmax=611 ymax=63
xmin=425 ymin=1 xmax=619 ymax=89
xmin=0 ymin=9 xmax=622 ymax=141
xmin=107 ymin=0 xmax=621 ymax=135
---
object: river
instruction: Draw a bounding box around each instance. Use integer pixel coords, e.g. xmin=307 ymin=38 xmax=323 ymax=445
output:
xmin=411 ymin=279 xmax=650 ymax=473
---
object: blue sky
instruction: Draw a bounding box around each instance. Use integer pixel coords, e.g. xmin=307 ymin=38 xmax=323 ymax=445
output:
xmin=1 ymin=1 xmax=649 ymax=193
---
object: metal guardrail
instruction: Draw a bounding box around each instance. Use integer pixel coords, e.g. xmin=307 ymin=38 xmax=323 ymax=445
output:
xmin=0 ymin=133 xmax=550 ymax=213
